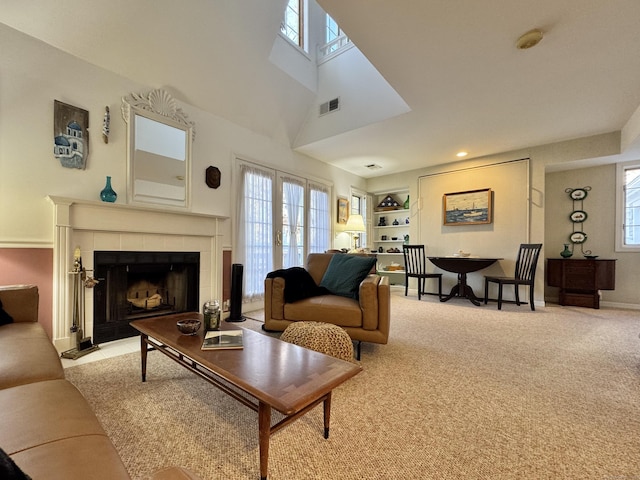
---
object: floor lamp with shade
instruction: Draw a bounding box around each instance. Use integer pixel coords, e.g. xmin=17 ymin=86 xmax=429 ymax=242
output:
xmin=345 ymin=214 xmax=366 ymax=250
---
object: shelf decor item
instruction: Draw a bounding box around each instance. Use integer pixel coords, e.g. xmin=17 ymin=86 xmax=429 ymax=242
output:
xmin=376 ymin=195 xmax=401 ymax=211
xmin=99 ymin=176 xmax=117 ymax=203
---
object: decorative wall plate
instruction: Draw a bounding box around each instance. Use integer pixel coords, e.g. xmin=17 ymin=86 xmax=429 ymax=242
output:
xmin=569 ymin=188 xmax=588 ymax=200
xmin=569 ymin=210 xmax=587 ymax=223
xmin=205 ymin=166 xmax=221 ymax=189
xmin=569 ymin=231 xmax=587 ymax=244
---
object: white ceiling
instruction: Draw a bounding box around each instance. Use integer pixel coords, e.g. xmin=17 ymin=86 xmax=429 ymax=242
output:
xmin=316 ymin=0 xmax=640 ymax=176
xmin=3 ymin=0 xmax=640 ymax=178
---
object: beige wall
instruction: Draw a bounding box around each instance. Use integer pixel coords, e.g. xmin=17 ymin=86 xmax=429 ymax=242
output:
xmin=545 ymin=164 xmax=640 ymax=307
xmin=0 ymin=24 xmax=364 ymax=251
xmin=366 ymin=132 xmax=635 ymax=308
xmin=416 ymin=160 xmax=531 ymax=302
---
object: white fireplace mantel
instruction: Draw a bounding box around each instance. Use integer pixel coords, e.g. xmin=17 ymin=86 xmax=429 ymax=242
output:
xmin=47 ymin=196 xmax=228 ymax=351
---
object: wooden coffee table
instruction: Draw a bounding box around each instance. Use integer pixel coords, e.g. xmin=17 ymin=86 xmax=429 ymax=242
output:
xmin=130 ymin=313 xmax=361 ymax=480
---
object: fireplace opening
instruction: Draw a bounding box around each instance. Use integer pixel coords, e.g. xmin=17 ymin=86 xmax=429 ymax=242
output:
xmin=93 ymin=251 xmax=200 ymax=343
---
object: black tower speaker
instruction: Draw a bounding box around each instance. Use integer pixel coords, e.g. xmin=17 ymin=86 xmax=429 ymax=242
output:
xmin=227 ymin=263 xmax=245 ymax=322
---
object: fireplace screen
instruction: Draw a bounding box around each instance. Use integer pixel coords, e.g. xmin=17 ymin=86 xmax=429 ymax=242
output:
xmin=93 ymin=251 xmax=199 ymax=343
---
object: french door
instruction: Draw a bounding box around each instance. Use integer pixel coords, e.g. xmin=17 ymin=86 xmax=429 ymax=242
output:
xmin=237 ymin=161 xmax=330 ymax=304
xmin=278 ymin=172 xmax=306 ymax=269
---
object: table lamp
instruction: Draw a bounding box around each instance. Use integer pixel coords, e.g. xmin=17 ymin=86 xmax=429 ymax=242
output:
xmin=345 ymin=214 xmax=366 ymax=250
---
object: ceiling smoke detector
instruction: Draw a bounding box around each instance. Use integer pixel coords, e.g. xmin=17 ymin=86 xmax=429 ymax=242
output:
xmin=516 ymin=29 xmax=544 ymax=49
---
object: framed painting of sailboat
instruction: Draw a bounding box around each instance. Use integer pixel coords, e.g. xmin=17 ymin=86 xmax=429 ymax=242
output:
xmin=443 ymin=188 xmax=493 ymax=226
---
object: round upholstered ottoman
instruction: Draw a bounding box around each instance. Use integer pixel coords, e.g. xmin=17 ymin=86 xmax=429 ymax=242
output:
xmin=281 ymin=321 xmax=354 ymax=362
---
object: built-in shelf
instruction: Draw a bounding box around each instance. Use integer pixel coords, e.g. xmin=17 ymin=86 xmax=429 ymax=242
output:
xmin=373 ymin=208 xmax=409 ymax=215
xmin=372 ymin=189 xmax=409 ymax=285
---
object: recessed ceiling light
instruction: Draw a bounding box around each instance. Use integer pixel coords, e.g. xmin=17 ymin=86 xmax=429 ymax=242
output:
xmin=456 ymin=151 xmax=468 ymax=158
xmin=516 ymin=29 xmax=544 ymax=50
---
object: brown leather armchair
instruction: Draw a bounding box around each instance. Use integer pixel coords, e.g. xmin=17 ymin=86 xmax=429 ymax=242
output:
xmin=264 ymin=253 xmax=390 ymax=357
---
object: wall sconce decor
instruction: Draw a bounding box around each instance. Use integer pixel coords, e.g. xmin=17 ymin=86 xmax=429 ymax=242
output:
xmin=102 ymin=106 xmax=110 ymax=144
xmin=563 ymin=186 xmax=595 ymax=258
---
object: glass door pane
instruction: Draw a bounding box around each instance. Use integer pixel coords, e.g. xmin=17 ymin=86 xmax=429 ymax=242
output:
xmin=279 ymin=174 xmax=305 ymax=268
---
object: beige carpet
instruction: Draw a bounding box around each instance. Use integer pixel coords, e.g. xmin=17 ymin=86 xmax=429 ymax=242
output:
xmin=65 ymin=292 xmax=640 ymax=479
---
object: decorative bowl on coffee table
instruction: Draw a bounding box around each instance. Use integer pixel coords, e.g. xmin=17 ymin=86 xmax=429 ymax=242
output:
xmin=176 ymin=318 xmax=201 ymax=335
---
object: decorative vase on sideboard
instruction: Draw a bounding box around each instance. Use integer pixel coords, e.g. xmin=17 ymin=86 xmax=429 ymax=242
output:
xmin=100 ymin=176 xmax=117 ymax=203
xmin=560 ymin=244 xmax=572 ymax=258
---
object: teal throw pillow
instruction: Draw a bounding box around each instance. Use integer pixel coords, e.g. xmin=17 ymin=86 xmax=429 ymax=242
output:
xmin=319 ymin=254 xmax=377 ymax=299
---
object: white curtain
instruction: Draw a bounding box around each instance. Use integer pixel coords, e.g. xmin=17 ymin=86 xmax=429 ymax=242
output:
xmin=309 ymin=182 xmax=330 ymax=253
xmin=282 ymin=176 xmax=305 ymax=268
xmin=237 ymin=163 xmax=274 ymax=303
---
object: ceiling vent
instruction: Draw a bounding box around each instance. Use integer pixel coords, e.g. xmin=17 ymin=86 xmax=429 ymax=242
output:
xmin=319 ymin=97 xmax=340 ymax=116
xmin=365 ymin=163 xmax=382 ymax=170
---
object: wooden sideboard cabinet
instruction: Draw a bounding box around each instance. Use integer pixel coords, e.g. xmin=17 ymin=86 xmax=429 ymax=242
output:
xmin=546 ymin=258 xmax=616 ymax=309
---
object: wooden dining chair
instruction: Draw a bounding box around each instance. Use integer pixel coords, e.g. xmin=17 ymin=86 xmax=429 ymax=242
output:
xmin=402 ymin=245 xmax=442 ymax=300
xmin=483 ymin=243 xmax=542 ymax=310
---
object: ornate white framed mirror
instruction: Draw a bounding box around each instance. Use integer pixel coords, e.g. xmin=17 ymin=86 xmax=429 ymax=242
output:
xmin=121 ymin=89 xmax=195 ymax=209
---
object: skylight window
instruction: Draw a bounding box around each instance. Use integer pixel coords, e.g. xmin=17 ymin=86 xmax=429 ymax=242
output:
xmin=319 ymin=13 xmax=350 ymax=59
xmin=326 ymin=14 xmax=341 ymax=44
xmin=281 ymin=0 xmax=304 ymax=50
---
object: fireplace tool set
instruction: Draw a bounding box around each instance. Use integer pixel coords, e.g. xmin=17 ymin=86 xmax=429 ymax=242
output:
xmin=61 ymin=247 xmax=101 ymax=360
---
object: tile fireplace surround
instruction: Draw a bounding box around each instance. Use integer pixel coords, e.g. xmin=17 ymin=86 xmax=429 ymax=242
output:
xmin=48 ymin=196 xmax=227 ymax=352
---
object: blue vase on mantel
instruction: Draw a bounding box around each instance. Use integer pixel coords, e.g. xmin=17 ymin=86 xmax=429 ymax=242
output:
xmin=100 ymin=176 xmax=117 ymax=203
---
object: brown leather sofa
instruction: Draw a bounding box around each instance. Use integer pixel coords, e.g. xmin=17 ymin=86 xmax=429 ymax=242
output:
xmin=264 ymin=253 xmax=390 ymax=355
xmin=0 ymin=284 xmax=200 ymax=480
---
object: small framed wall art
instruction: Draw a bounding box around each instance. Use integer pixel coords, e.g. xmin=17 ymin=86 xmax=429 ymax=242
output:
xmin=443 ymin=188 xmax=493 ymax=226
xmin=53 ymin=100 xmax=89 ymax=169
xmin=337 ymin=197 xmax=349 ymax=224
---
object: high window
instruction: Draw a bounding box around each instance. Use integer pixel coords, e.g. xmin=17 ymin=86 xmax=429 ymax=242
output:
xmin=281 ymin=0 xmax=304 ymax=49
xmin=350 ymin=188 xmax=370 ymax=248
xmin=320 ymin=13 xmax=351 ymax=58
xmin=326 ymin=14 xmax=341 ymax=43
xmin=616 ymin=162 xmax=640 ymax=251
